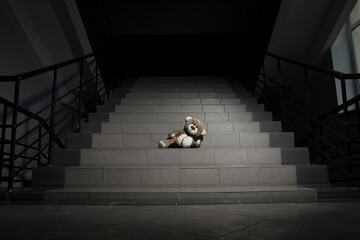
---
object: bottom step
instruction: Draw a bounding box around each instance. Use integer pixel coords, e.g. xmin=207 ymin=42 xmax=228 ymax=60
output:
xmin=44 ymin=186 xmax=318 ymax=203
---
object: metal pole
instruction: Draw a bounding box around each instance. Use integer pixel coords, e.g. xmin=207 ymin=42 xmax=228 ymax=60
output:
xmin=340 ymin=78 xmax=353 ymax=182
xmin=37 ymin=126 xmax=42 ymax=167
xmin=277 ymin=59 xmax=285 ymax=131
xmin=78 ymin=59 xmax=84 ymax=132
xmin=0 ymin=105 xmax=8 ymax=184
xmin=8 ymin=79 xmax=20 ymax=191
xmin=48 ymin=69 xmax=57 ymax=167
xmin=263 ymin=59 xmax=267 ymax=111
xmin=95 ymin=64 xmax=98 ymax=111
xmin=319 ymin=125 xmax=325 ymax=164
xmin=304 ymin=68 xmax=315 ymax=163
xmin=355 ymin=101 xmax=360 ymax=137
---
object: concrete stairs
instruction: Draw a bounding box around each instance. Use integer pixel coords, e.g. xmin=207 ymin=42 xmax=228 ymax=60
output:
xmin=32 ymin=77 xmax=330 ymax=203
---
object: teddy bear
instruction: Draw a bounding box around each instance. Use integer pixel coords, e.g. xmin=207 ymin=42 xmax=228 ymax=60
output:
xmin=159 ymin=116 xmax=207 ymax=148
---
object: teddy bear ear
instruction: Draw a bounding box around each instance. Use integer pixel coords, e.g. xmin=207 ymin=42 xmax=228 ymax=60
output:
xmin=185 ymin=116 xmax=192 ymax=122
xmin=201 ymin=129 xmax=207 ymax=135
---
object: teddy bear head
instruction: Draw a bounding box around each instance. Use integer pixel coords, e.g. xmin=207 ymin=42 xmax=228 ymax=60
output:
xmin=183 ymin=116 xmax=206 ymax=137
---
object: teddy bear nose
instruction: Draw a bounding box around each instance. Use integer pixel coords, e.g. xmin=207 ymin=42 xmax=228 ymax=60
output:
xmin=191 ymin=126 xmax=195 ymax=130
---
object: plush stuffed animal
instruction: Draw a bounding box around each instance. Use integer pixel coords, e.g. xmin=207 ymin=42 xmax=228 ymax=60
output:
xmin=159 ymin=116 xmax=207 ymax=148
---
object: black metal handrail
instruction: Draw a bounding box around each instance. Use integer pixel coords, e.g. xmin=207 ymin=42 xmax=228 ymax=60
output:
xmin=266 ymin=52 xmax=360 ymax=80
xmin=255 ymin=51 xmax=360 ymax=186
xmin=0 ymin=52 xmax=111 ymax=190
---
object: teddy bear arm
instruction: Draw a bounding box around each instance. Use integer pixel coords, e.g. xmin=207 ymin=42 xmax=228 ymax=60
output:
xmin=168 ymin=129 xmax=185 ymax=138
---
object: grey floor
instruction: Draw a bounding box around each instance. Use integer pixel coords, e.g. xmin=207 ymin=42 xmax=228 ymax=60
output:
xmin=1 ymin=201 xmax=360 ymax=240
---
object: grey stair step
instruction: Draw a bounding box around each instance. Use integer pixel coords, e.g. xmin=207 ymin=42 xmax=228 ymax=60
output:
xmin=134 ymin=79 xmax=228 ymax=84
xmin=120 ymin=98 xmax=257 ymax=105
xmin=114 ymin=104 xmax=264 ymax=113
xmin=108 ymin=112 xmax=273 ymax=123
xmin=129 ymin=88 xmax=245 ymax=93
xmin=66 ymin=133 xmax=92 ymax=148
xmin=32 ymin=165 xmax=299 ymax=188
xmin=296 ymin=165 xmax=329 ymax=184
xmin=132 ymin=84 xmax=233 ymax=88
xmin=78 ymin=147 xmax=309 ymax=167
xmin=124 ymin=92 xmax=243 ymax=99
xmin=52 ymin=149 xmax=80 ymax=166
xmin=42 ymin=186 xmax=318 ymax=203
xmin=96 ymin=105 xmax=116 ymax=113
xmin=100 ymin=121 xmax=281 ymax=133
xmin=91 ymin=132 xmax=294 ymax=148
xmin=88 ymin=113 xmax=109 ymax=123
xmin=80 ymin=123 xmax=101 ymax=133
xmin=110 ymin=97 xmax=256 ymax=106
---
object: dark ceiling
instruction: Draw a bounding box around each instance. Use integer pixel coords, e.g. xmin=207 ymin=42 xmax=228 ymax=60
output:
xmin=104 ymin=0 xmax=257 ymax=35
xmin=76 ymin=0 xmax=281 ymax=78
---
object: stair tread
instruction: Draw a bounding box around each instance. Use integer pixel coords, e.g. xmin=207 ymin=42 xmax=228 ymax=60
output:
xmin=46 ymin=185 xmax=316 ymax=193
xmin=48 ymin=165 xmax=302 ymax=169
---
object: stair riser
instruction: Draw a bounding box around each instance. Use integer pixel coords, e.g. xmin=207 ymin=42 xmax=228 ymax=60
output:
xmin=78 ymin=148 xmax=309 ymax=167
xmin=132 ymin=84 xmax=232 ymax=88
xmin=124 ymin=93 xmax=244 ymax=99
xmin=120 ymin=99 xmax=258 ymax=105
xmin=90 ymin=132 xmax=294 ymax=149
xmin=52 ymin=147 xmax=309 ymax=167
xmin=88 ymin=113 xmax=109 ymax=123
xmin=95 ymin=105 xmax=116 ymax=113
xmin=80 ymin=123 xmax=101 ymax=134
xmin=44 ymin=190 xmax=318 ymax=203
xmin=100 ymin=122 xmax=281 ymax=133
xmin=106 ymin=112 xmax=273 ymax=123
xmin=33 ymin=166 xmax=298 ymax=188
xmin=114 ymin=104 xmax=264 ymax=113
xmin=129 ymin=89 xmax=249 ymax=94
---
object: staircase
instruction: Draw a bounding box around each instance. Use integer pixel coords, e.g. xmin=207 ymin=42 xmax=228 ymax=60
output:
xmin=32 ymin=77 xmax=330 ymax=203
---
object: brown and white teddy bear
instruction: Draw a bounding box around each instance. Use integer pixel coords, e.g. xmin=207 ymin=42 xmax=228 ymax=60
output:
xmin=159 ymin=116 xmax=207 ymax=148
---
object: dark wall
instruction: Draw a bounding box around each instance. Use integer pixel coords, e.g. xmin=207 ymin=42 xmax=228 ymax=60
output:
xmin=106 ymin=34 xmax=251 ymax=77
xmin=77 ymin=0 xmax=281 ymax=78
xmin=105 ymin=0 xmax=256 ymax=35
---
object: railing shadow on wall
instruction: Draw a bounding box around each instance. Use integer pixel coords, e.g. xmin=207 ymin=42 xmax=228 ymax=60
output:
xmin=0 ymin=53 xmax=111 ymax=191
xmin=251 ymin=51 xmax=360 ymax=187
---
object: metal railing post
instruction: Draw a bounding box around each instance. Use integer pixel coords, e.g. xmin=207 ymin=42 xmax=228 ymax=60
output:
xmin=95 ymin=64 xmax=98 ymax=110
xmin=8 ymin=79 xmax=20 ymax=191
xmin=37 ymin=125 xmax=42 ymax=167
xmin=0 ymin=105 xmax=8 ymax=184
xmin=263 ymin=59 xmax=267 ymax=111
xmin=48 ymin=69 xmax=58 ymax=167
xmin=277 ymin=59 xmax=285 ymax=131
xmin=78 ymin=59 xmax=84 ymax=132
xmin=340 ymin=77 xmax=353 ymax=182
xmin=319 ymin=125 xmax=325 ymax=164
xmin=304 ymin=68 xmax=315 ymax=163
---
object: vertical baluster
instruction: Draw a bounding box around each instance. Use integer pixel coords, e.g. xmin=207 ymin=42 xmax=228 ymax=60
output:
xmin=263 ymin=59 xmax=267 ymax=111
xmin=48 ymin=69 xmax=57 ymax=167
xmin=319 ymin=125 xmax=325 ymax=164
xmin=9 ymin=79 xmax=20 ymax=191
xmin=0 ymin=105 xmax=8 ymax=184
xmin=95 ymin=64 xmax=98 ymax=111
xmin=37 ymin=125 xmax=42 ymax=167
xmin=277 ymin=59 xmax=285 ymax=131
xmin=304 ymin=68 xmax=315 ymax=163
xmin=78 ymin=59 xmax=84 ymax=132
xmin=340 ymin=77 xmax=352 ymax=184
xmin=355 ymin=101 xmax=360 ymax=137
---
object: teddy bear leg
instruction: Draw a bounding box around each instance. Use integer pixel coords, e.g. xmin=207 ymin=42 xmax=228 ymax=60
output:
xmin=181 ymin=136 xmax=194 ymax=148
xmin=159 ymin=138 xmax=177 ymax=148
xmin=193 ymin=139 xmax=202 ymax=148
